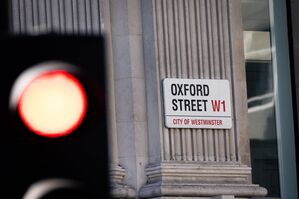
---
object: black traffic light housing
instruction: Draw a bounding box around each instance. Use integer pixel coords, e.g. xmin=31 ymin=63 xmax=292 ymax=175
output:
xmin=0 ymin=34 xmax=109 ymax=198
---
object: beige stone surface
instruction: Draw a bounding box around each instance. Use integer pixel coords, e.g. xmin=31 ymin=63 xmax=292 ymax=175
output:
xmin=102 ymin=0 xmax=267 ymax=197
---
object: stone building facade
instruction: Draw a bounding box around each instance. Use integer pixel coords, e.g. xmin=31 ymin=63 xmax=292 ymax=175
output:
xmin=6 ymin=0 xmax=298 ymax=198
xmin=103 ymin=0 xmax=266 ymax=198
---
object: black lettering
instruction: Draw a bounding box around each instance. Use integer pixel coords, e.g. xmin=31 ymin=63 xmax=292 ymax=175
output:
xmin=177 ymin=84 xmax=184 ymax=95
xmin=203 ymin=85 xmax=209 ymax=96
xmin=184 ymin=99 xmax=191 ymax=111
xmin=202 ymin=100 xmax=208 ymax=111
xmin=178 ymin=99 xmax=184 ymax=111
xmin=171 ymin=84 xmax=177 ymax=95
xmin=191 ymin=99 xmax=196 ymax=111
xmin=196 ymin=84 xmax=203 ymax=96
xmin=197 ymin=100 xmax=202 ymax=111
xmin=172 ymin=99 xmax=178 ymax=111
xmin=189 ymin=84 xmax=196 ymax=96
xmin=184 ymin=84 xmax=189 ymax=95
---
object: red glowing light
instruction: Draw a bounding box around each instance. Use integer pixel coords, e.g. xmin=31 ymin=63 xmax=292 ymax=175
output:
xmin=18 ymin=70 xmax=87 ymax=138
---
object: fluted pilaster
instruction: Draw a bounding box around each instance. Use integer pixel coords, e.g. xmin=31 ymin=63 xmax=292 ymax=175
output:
xmin=152 ymin=0 xmax=237 ymax=164
xmin=140 ymin=0 xmax=267 ymax=198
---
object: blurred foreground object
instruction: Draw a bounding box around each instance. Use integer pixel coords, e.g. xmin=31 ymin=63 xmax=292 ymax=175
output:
xmin=0 ymin=34 xmax=109 ymax=198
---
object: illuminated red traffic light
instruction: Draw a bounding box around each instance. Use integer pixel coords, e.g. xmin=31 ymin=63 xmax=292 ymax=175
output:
xmin=17 ymin=70 xmax=87 ymax=138
xmin=2 ymin=35 xmax=109 ymax=198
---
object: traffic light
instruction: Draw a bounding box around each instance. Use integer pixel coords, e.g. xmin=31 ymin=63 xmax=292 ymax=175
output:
xmin=1 ymin=34 xmax=109 ymax=198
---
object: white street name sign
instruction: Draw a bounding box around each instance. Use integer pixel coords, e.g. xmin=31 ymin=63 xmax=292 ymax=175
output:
xmin=163 ymin=78 xmax=232 ymax=129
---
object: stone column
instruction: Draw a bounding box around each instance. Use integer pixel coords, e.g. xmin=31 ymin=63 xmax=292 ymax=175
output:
xmin=101 ymin=0 xmax=148 ymax=198
xmin=100 ymin=0 xmax=137 ymax=198
xmin=139 ymin=0 xmax=267 ymax=198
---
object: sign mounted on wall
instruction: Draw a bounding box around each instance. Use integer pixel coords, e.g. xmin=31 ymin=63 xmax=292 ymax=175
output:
xmin=163 ymin=78 xmax=232 ymax=129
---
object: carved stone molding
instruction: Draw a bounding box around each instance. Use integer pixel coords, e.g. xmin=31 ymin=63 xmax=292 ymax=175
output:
xmin=144 ymin=163 xmax=252 ymax=185
xmin=139 ymin=163 xmax=267 ymax=198
xmin=110 ymin=164 xmax=136 ymax=198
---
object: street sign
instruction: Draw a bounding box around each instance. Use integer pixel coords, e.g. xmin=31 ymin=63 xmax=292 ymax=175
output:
xmin=163 ymin=78 xmax=232 ymax=129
